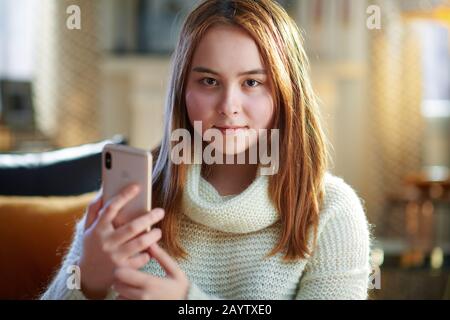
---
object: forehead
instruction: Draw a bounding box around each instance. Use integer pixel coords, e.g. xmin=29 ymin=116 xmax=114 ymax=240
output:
xmin=191 ymin=24 xmax=265 ymax=72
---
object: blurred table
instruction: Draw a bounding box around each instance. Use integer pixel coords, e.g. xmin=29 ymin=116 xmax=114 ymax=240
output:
xmin=385 ymin=166 xmax=450 ymax=253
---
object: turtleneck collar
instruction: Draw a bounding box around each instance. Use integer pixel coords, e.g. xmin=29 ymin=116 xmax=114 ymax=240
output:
xmin=181 ymin=163 xmax=280 ymax=233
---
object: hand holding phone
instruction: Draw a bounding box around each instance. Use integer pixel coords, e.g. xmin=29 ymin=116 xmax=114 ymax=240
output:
xmin=76 ymin=144 xmax=162 ymax=299
xmin=78 ymin=184 xmax=164 ymax=299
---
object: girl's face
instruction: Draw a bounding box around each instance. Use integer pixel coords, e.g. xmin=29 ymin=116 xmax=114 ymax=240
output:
xmin=185 ymin=24 xmax=275 ymax=156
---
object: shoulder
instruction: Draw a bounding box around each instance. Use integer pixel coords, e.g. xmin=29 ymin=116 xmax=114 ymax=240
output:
xmin=316 ymin=172 xmax=371 ymax=246
xmin=320 ymin=172 xmax=366 ymax=220
xmin=304 ymin=172 xmax=372 ymax=271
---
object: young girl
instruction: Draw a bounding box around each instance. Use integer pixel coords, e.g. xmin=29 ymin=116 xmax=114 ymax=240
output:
xmin=41 ymin=0 xmax=371 ymax=300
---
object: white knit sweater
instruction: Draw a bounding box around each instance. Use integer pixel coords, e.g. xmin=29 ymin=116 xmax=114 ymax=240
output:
xmin=41 ymin=164 xmax=372 ymax=300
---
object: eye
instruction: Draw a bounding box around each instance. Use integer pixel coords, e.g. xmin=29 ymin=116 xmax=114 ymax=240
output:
xmin=244 ymin=79 xmax=261 ymax=88
xmin=200 ymin=77 xmax=218 ymax=87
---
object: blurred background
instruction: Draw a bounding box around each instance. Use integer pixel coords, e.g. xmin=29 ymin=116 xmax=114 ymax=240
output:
xmin=0 ymin=0 xmax=449 ymax=299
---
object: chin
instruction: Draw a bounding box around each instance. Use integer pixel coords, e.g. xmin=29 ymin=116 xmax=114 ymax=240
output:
xmin=218 ymin=140 xmax=256 ymax=157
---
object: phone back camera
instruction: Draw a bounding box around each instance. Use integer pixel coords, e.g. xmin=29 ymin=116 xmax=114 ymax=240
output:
xmin=105 ymin=152 xmax=112 ymax=170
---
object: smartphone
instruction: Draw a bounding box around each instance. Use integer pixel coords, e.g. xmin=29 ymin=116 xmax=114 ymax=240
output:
xmin=101 ymin=143 xmax=152 ymax=228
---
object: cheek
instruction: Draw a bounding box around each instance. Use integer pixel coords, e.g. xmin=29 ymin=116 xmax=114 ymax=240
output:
xmin=244 ymin=94 xmax=275 ymax=129
xmin=185 ymin=89 xmax=217 ymax=132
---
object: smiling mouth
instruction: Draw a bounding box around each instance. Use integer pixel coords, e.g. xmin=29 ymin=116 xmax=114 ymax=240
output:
xmin=212 ymin=125 xmax=249 ymax=135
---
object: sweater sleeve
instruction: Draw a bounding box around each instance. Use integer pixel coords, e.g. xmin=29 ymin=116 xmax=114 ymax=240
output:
xmin=40 ymin=214 xmax=116 ymax=300
xmin=295 ymin=182 xmax=372 ymax=300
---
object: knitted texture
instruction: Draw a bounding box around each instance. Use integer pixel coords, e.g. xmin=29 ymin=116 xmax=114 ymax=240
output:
xmin=41 ymin=164 xmax=371 ymax=300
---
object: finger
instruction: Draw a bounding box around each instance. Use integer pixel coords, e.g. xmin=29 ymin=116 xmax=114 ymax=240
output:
xmin=84 ymin=186 xmax=103 ymax=231
xmin=127 ymin=252 xmax=151 ymax=269
xmin=117 ymin=229 xmax=162 ymax=260
xmin=148 ymin=243 xmax=183 ymax=279
xmin=113 ymin=281 xmax=143 ymax=300
xmin=109 ymin=208 xmax=164 ymax=246
xmin=98 ymin=184 xmax=140 ymax=227
xmin=114 ymin=267 xmax=161 ymax=289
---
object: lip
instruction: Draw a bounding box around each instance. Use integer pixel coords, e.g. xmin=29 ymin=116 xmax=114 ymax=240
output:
xmin=212 ymin=125 xmax=249 ymax=135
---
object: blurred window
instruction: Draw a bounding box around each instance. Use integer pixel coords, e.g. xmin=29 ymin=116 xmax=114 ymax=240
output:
xmin=416 ymin=21 xmax=450 ymax=118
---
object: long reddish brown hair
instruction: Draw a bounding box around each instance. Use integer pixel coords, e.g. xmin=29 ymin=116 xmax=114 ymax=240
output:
xmin=152 ymin=0 xmax=329 ymax=261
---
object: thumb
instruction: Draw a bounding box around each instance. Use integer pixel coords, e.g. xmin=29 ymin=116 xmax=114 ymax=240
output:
xmin=84 ymin=186 xmax=103 ymax=231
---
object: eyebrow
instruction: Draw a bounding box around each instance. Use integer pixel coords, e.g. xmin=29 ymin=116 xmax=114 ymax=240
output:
xmin=192 ymin=66 xmax=267 ymax=76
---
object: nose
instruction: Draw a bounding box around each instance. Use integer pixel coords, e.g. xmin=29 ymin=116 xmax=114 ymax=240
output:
xmin=217 ymin=85 xmax=242 ymax=117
